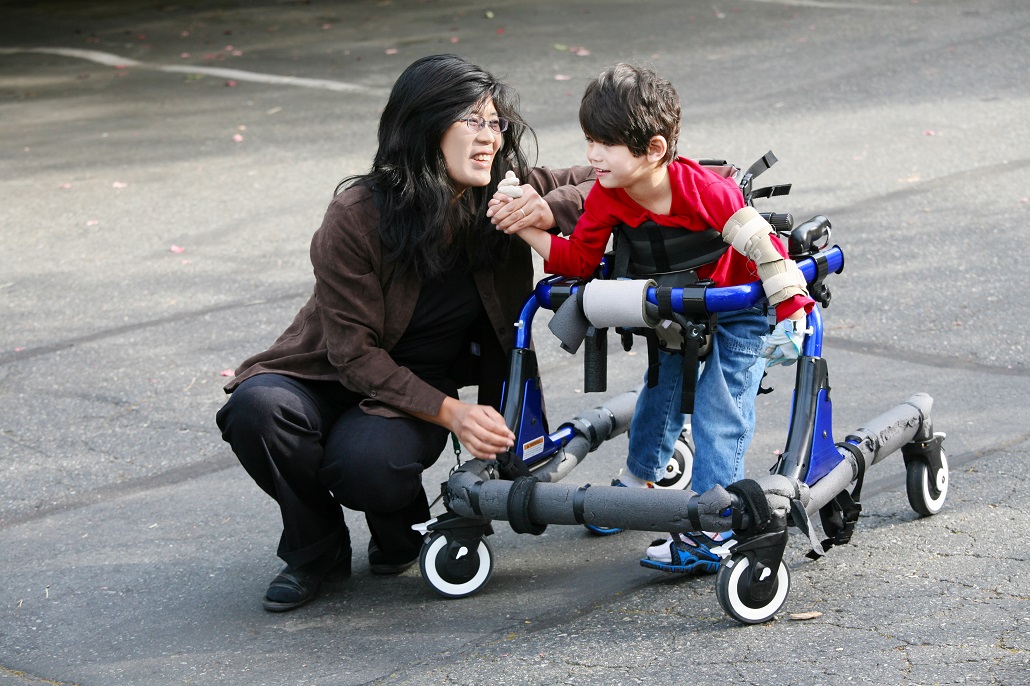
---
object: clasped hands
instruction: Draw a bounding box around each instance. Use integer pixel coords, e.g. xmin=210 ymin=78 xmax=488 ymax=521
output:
xmin=486 ymin=171 xmax=554 ymax=234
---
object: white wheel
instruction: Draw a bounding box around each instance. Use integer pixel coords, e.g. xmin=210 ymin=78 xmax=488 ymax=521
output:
xmin=906 ymin=447 xmax=949 ymax=516
xmin=419 ymin=532 xmax=494 ymax=599
xmin=716 ymin=554 xmax=790 ymax=624
xmin=654 ymin=429 xmax=693 ymax=490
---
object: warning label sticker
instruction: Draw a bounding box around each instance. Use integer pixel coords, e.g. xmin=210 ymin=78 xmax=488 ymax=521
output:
xmin=522 ymin=436 xmax=545 ymax=460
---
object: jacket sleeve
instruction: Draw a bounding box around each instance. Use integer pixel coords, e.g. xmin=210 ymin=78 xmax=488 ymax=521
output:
xmin=310 ymin=198 xmax=447 ymax=418
xmin=525 ymin=165 xmax=595 ymax=235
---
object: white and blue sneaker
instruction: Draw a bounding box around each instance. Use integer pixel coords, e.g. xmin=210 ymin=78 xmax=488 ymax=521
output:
xmin=639 ymin=531 xmax=735 ymax=575
xmin=583 ymin=471 xmax=653 ymax=536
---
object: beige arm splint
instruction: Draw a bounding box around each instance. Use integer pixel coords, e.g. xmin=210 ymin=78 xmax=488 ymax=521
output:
xmin=722 ymin=206 xmax=808 ymax=306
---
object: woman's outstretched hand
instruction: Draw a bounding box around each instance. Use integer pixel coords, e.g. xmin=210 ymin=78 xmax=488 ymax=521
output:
xmin=437 ymin=396 xmax=515 ymax=459
xmin=488 ymin=183 xmax=555 ymax=235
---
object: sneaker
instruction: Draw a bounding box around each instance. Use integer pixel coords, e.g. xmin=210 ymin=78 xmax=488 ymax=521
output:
xmin=639 ymin=531 xmax=735 ymax=575
xmin=583 ymin=472 xmax=653 ymax=536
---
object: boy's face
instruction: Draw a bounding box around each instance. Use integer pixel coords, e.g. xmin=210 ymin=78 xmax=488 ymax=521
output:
xmin=585 ymin=138 xmax=658 ymax=191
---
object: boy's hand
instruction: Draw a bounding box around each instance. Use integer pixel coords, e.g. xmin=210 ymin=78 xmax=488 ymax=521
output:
xmin=488 ymin=185 xmax=555 ymax=234
xmin=761 ymin=315 xmax=810 ymax=367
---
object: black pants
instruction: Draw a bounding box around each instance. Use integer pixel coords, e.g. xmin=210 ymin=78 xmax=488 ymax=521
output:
xmin=215 ymin=374 xmax=448 ymax=568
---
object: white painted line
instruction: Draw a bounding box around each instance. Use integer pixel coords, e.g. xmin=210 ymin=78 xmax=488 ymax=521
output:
xmin=0 ymin=46 xmax=389 ymax=96
xmin=741 ymin=0 xmax=898 ymax=9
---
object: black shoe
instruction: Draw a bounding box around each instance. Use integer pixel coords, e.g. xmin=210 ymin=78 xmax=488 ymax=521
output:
xmin=262 ymin=542 xmax=352 ymax=612
xmin=263 ymin=568 xmax=323 ymax=612
xmin=367 ymin=539 xmax=418 ymax=575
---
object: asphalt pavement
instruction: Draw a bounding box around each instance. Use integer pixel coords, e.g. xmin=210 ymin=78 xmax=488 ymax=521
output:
xmin=1 ymin=1 xmax=1028 ymax=684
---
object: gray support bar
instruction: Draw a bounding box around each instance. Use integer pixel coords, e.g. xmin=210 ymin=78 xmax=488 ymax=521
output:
xmin=442 ymin=394 xmax=933 ymax=542
xmin=531 ymin=389 xmax=639 ymax=483
xmin=806 ymin=393 xmax=933 ymax=515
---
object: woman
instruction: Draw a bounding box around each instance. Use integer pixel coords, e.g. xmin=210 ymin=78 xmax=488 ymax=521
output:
xmin=216 ymin=54 xmax=593 ymax=612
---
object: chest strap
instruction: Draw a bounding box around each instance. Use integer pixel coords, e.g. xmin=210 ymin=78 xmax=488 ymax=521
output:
xmin=613 ymin=221 xmax=728 ymax=280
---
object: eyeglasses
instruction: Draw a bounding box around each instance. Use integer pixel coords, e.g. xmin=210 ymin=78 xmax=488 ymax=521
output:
xmin=459 ymin=116 xmax=509 ymax=134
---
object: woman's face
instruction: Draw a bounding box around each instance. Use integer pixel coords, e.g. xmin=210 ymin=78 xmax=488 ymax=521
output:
xmin=441 ymin=97 xmax=504 ymax=190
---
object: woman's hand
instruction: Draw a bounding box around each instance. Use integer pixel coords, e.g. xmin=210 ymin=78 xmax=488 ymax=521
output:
xmin=487 ymin=184 xmax=555 ymax=235
xmin=438 ymin=397 xmax=515 ymax=459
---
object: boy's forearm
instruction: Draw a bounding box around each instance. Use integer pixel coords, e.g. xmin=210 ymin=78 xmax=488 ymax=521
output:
xmin=516 ymin=227 xmax=552 ymax=261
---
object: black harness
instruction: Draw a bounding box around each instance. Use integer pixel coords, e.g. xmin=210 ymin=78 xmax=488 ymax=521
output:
xmin=612 ymin=221 xmax=728 ymax=285
xmin=610 ymin=221 xmax=727 ymax=415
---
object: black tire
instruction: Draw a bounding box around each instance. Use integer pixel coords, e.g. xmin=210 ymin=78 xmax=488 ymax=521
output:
xmin=419 ymin=531 xmax=494 ymax=599
xmin=906 ymin=448 xmax=949 ymax=516
xmin=715 ymin=553 xmax=790 ymax=625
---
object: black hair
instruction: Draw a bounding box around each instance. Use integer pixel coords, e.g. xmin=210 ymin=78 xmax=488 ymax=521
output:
xmin=339 ymin=54 xmax=536 ymax=280
xmin=579 ymin=63 xmax=680 ymax=164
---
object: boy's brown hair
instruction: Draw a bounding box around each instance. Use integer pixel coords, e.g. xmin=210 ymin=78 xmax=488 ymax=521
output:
xmin=579 ymin=63 xmax=680 ymax=164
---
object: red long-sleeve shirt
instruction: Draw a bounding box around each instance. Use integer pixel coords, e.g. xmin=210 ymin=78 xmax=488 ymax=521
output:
xmin=545 ymin=157 xmax=812 ymax=320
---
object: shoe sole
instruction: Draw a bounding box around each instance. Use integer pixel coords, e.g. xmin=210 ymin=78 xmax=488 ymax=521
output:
xmin=584 ymin=524 xmax=624 ymax=536
xmin=262 ymin=591 xmax=318 ymax=612
xmin=369 ymin=558 xmax=417 ymax=575
xmin=639 ymin=558 xmax=719 ymax=575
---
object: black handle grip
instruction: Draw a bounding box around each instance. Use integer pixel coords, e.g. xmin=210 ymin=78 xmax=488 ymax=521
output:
xmin=761 ymin=212 xmax=794 ymax=234
xmin=789 ymin=215 xmax=832 ymax=256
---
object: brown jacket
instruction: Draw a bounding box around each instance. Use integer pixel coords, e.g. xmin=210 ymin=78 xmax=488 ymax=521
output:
xmin=225 ymin=166 xmax=594 ymax=419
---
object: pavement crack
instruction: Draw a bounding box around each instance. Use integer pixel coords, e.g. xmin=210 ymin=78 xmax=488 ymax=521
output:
xmin=0 ymin=292 xmax=308 ymax=366
xmin=0 ymin=451 xmax=237 ymax=529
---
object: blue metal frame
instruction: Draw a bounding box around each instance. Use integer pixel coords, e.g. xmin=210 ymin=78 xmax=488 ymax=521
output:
xmin=505 ymin=246 xmax=846 ymax=481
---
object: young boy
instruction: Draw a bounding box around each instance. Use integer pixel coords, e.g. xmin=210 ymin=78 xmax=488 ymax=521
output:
xmin=493 ymin=63 xmax=813 ymax=574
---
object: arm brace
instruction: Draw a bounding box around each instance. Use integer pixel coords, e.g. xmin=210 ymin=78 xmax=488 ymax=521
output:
xmin=722 ymin=206 xmax=808 ymax=306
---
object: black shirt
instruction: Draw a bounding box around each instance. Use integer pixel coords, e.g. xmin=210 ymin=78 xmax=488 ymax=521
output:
xmin=389 ymin=256 xmax=484 ymax=397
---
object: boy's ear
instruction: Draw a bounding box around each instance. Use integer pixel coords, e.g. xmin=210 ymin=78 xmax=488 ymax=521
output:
xmin=646 ymin=135 xmax=669 ymax=163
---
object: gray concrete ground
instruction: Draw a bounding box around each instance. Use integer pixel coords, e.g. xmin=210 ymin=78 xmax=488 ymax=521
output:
xmin=1 ymin=0 xmax=1028 ymax=684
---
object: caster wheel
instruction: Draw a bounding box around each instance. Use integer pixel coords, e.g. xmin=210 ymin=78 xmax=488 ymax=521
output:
xmin=715 ymin=553 xmax=790 ymax=625
xmin=419 ymin=531 xmax=494 ymax=599
xmin=654 ymin=428 xmax=694 ymax=490
xmin=906 ymin=447 xmax=948 ymax=516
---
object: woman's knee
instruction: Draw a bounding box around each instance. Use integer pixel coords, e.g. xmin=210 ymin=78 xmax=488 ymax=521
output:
xmin=217 ymin=375 xmax=317 ymax=438
xmin=321 ymin=415 xmax=446 ymax=513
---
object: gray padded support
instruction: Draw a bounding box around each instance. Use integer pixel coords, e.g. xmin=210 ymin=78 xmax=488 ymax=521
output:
xmin=582 ymin=279 xmax=659 ymax=328
xmin=547 ymin=289 xmax=589 ymax=354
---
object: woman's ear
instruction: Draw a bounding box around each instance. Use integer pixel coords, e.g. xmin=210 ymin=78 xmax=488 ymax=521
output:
xmin=646 ymin=135 xmax=669 ymax=163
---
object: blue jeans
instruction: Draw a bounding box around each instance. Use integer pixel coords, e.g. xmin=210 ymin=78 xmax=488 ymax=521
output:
xmin=625 ymin=306 xmax=767 ymax=495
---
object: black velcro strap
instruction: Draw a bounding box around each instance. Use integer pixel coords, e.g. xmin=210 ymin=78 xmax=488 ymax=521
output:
xmin=496 ymin=448 xmax=531 ymax=480
xmin=572 ymin=484 xmax=591 ymax=524
xmin=744 ymin=150 xmax=777 ymax=181
xmin=644 ymin=331 xmax=661 ymax=388
xmin=806 ymin=441 xmax=868 ymax=559
xmin=750 ymin=184 xmax=792 ymax=200
xmin=646 ymin=222 xmax=672 ymax=273
xmin=680 ymin=332 xmax=699 ymax=415
xmin=583 ymin=326 xmax=608 ymax=393
xmin=813 ymin=250 xmax=831 ymax=281
xmin=837 ymin=441 xmax=868 ymax=503
xmin=687 ymin=495 xmax=702 ymax=532
xmin=468 ymin=481 xmax=483 ymax=517
xmin=725 ymin=479 xmax=772 ymax=535
xmin=656 ymin=287 xmax=675 ymax=320
xmin=619 ymin=328 xmax=634 ymax=352
xmin=612 ymin=227 xmax=631 ymax=279
xmin=507 ymin=476 xmax=546 ymax=535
